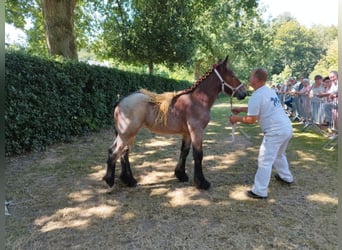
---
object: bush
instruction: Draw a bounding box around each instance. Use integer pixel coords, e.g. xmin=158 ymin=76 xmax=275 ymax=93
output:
xmin=5 ymin=51 xmax=191 ymax=155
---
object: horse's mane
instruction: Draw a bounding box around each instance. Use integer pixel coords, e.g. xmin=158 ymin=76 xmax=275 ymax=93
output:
xmin=139 ymin=64 xmax=217 ymax=125
xmin=173 ymin=66 xmax=216 ymax=100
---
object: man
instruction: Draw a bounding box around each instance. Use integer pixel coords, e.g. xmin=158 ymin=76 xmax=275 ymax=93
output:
xmin=327 ymin=71 xmax=338 ymax=130
xmin=229 ymin=68 xmax=294 ymax=199
xmin=319 ymin=71 xmax=338 ymax=129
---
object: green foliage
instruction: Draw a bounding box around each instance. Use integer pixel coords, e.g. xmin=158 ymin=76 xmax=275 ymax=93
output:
xmin=5 ymin=0 xmax=38 ymax=29
xmin=95 ymin=0 xmax=199 ymax=72
xmin=310 ymin=38 xmax=338 ymax=79
xmin=5 ymin=51 xmax=191 ymax=155
xmin=269 ymin=19 xmax=327 ymax=78
xmin=190 ymin=0 xmax=270 ymax=81
xmin=6 ymin=1 xmax=338 ymax=82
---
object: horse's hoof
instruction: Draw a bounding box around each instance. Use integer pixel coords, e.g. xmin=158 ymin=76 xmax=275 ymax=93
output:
xmin=175 ymin=171 xmax=189 ymax=182
xmin=107 ymin=186 xmax=115 ymax=193
xmin=126 ymin=179 xmax=138 ymax=187
xmin=120 ymin=174 xmax=138 ymax=187
xmin=195 ymin=179 xmax=211 ymax=190
xmin=102 ymin=176 xmax=114 ymax=188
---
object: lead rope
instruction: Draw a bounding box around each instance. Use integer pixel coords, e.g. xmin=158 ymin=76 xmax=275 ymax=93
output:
xmin=230 ymin=95 xmax=236 ymax=142
xmin=229 ymin=94 xmax=251 ymax=142
xmin=212 ymin=67 xmax=248 ymax=141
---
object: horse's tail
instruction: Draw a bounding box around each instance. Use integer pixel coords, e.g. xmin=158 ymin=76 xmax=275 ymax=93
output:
xmin=139 ymin=89 xmax=177 ymax=125
xmin=112 ymin=100 xmax=120 ymax=137
xmin=112 ymin=91 xmax=140 ymax=136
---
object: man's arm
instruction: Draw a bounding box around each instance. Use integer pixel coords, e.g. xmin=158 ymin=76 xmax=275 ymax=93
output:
xmin=229 ymin=115 xmax=258 ymax=125
xmin=231 ymin=106 xmax=248 ymax=114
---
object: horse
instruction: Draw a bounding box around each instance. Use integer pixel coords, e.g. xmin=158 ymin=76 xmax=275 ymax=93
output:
xmin=103 ymin=56 xmax=247 ymax=190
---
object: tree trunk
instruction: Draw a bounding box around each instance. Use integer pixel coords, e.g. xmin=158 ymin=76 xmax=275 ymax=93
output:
xmin=41 ymin=0 xmax=78 ymax=60
xmin=148 ymin=61 xmax=154 ymax=75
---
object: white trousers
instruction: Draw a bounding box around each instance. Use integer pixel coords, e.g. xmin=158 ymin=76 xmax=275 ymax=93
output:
xmin=252 ymin=131 xmax=293 ymax=197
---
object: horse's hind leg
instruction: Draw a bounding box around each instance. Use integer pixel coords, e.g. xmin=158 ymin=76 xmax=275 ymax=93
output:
xmin=174 ymin=136 xmax=191 ymax=182
xmin=103 ymin=138 xmax=125 ymax=188
xmin=103 ymin=147 xmax=117 ymax=188
xmin=120 ymin=148 xmax=137 ymax=187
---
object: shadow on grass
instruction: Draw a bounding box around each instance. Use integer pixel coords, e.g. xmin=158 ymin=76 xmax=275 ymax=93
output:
xmin=5 ymin=97 xmax=338 ymax=249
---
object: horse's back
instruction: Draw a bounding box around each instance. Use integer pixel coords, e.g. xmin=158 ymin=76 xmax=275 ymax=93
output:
xmin=114 ymin=92 xmax=153 ymax=135
xmin=117 ymin=91 xmax=150 ymax=111
xmin=114 ymin=90 xmax=188 ymax=135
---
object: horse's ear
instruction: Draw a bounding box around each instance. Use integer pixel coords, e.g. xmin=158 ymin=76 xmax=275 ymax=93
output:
xmin=223 ymin=55 xmax=229 ymax=66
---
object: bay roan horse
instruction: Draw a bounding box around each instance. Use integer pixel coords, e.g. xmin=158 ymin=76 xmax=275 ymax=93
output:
xmin=103 ymin=56 xmax=247 ymax=190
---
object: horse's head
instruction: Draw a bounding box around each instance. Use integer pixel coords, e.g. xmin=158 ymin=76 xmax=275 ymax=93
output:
xmin=214 ymin=56 xmax=247 ymax=100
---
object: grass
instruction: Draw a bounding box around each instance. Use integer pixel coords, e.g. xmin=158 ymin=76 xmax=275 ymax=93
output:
xmin=5 ymin=95 xmax=338 ymax=249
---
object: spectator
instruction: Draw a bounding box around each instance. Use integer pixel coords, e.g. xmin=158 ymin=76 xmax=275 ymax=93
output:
xmin=283 ymin=77 xmax=296 ymax=114
xmin=290 ymin=77 xmax=305 ymax=120
xmin=295 ymin=75 xmax=305 ymax=92
xmin=298 ymin=78 xmax=311 ymax=95
xmin=328 ymin=71 xmax=338 ymax=130
xmin=297 ymin=78 xmax=311 ymax=121
xmin=276 ymin=84 xmax=284 ymax=104
xmin=309 ymin=75 xmax=325 ymax=123
xmin=309 ymin=75 xmax=324 ymax=98
xmin=318 ymin=76 xmax=332 ymax=102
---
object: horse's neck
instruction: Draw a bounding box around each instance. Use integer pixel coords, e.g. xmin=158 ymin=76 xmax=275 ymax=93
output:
xmin=192 ymin=74 xmax=219 ymax=108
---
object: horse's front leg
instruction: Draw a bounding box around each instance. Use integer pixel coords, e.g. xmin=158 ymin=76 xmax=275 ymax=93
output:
xmin=119 ymin=148 xmax=137 ymax=187
xmin=191 ymin=132 xmax=211 ymax=190
xmin=174 ymin=135 xmax=191 ymax=182
xmin=193 ymin=146 xmax=211 ymax=190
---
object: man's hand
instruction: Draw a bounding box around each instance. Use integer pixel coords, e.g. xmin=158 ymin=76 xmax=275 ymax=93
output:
xmin=229 ymin=115 xmax=239 ymax=124
xmin=231 ymin=107 xmax=241 ymax=115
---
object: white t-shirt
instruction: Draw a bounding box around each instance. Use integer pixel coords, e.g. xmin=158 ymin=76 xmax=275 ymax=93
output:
xmin=248 ymin=85 xmax=292 ymax=135
xmin=329 ymin=81 xmax=338 ymax=94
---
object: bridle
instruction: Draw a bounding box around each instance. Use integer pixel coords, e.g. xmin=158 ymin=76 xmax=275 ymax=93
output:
xmin=213 ymin=66 xmax=249 ymax=142
xmin=213 ymin=68 xmax=244 ymax=98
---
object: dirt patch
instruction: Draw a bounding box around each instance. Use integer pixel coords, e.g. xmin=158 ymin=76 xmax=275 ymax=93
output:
xmin=5 ymin=123 xmax=338 ymax=249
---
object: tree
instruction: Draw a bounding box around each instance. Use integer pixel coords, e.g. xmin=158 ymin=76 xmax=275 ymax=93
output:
xmin=269 ymin=20 xmax=325 ymax=77
xmin=6 ymin=0 xmax=79 ymax=60
xmin=94 ymin=0 xmax=203 ymax=74
xmin=7 ymin=0 xmax=335 ymax=81
xmin=41 ymin=0 xmax=78 ymax=59
xmin=310 ymin=38 xmax=338 ymax=78
xmin=6 ymin=0 xmax=268 ymax=77
xmin=190 ymin=0 xmax=271 ymax=80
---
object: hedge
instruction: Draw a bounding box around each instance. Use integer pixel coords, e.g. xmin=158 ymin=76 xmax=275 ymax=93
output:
xmin=5 ymin=51 xmax=191 ymax=156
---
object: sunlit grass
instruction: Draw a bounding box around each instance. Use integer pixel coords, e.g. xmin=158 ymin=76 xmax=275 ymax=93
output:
xmin=5 ymin=93 xmax=338 ymax=249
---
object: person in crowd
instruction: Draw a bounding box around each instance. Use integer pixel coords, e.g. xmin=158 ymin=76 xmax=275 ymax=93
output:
xmin=229 ymin=68 xmax=294 ymax=199
xmin=309 ymin=75 xmax=325 ymax=98
xmin=309 ymin=75 xmax=325 ymax=123
xmin=283 ymin=77 xmax=296 ymax=114
xmin=298 ymin=78 xmax=311 ymax=95
xmin=318 ymin=76 xmax=332 ymax=101
xmin=328 ymin=71 xmax=338 ymax=130
xmin=297 ymin=78 xmax=311 ymax=121
xmin=295 ymin=75 xmax=305 ymax=92
xmin=276 ymin=83 xmax=284 ymax=105
xmin=329 ymin=70 xmax=338 ymax=97
xmin=318 ymin=72 xmax=338 ymax=129
xmin=289 ymin=77 xmax=305 ymax=120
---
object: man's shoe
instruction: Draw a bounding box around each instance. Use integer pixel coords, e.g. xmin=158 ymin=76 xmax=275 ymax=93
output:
xmin=274 ymin=173 xmax=293 ymax=185
xmin=246 ymin=190 xmax=267 ymax=199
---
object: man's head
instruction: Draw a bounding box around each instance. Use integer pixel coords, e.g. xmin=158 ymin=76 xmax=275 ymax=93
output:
xmin=249 ymin=68 xmax=267 ymax=90
xmin=329 ymin=71 xmax=338 ymax=83
xmin=323 ymin=76 xmax=331 ymax=88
